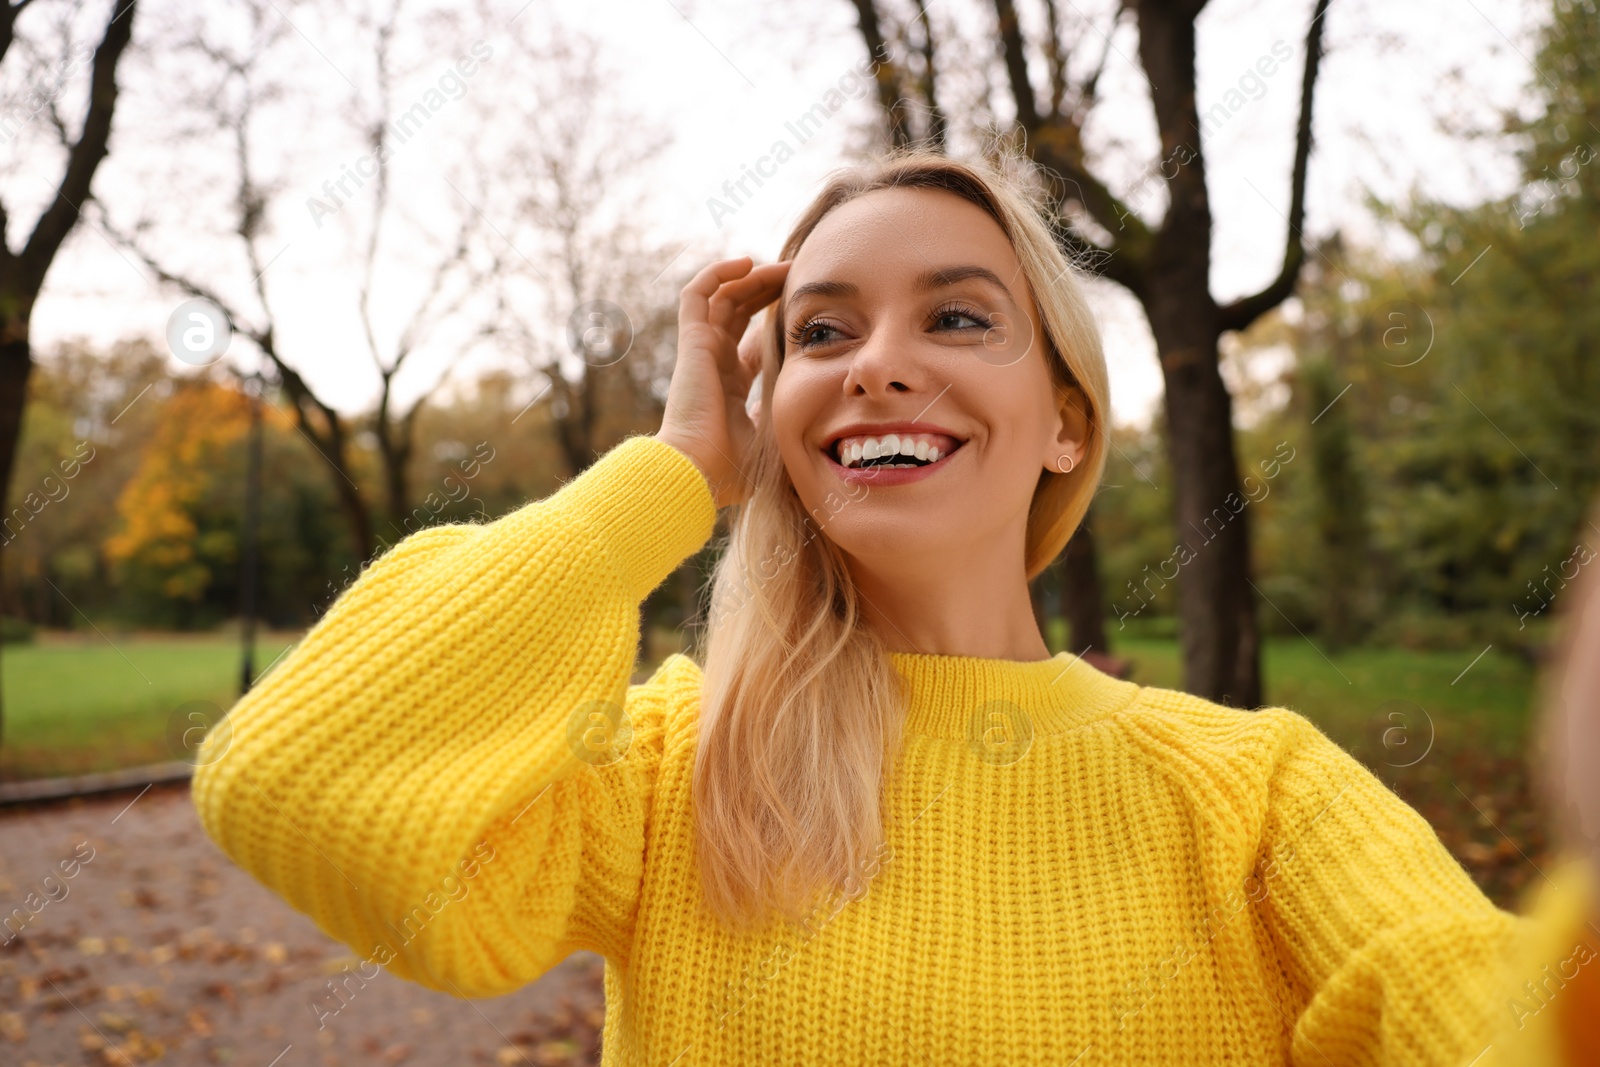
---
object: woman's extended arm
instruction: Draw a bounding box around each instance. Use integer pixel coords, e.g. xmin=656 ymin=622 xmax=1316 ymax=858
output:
xmin=190 ymin=433 xmax=715 ymax=998
xmin=1251 ymin=710 xmax=1599 ymax=1066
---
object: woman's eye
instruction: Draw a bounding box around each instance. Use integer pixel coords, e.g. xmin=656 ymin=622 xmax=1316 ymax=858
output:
xmin=793 ymin=322 xmax=842 ymax=348
xmin=933 ymin=309 xmax=988 ymax=331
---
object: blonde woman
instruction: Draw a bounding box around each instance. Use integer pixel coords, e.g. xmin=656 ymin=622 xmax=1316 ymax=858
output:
xmin=193 ymin=151 xmax=1600 ymax=1065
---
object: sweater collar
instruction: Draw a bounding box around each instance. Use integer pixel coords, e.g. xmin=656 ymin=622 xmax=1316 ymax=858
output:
xmin=886 ymin=650 xmax=1141 ymax=742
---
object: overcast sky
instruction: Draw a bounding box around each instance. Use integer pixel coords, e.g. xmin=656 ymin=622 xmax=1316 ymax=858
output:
xmin=19 ymin=0 xmax=1546 ymax=429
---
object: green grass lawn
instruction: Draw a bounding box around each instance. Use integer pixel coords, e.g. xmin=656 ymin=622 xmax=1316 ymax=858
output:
xmin=1107 ymin=635 xmax=1537 ymax=759
xmin=0 ymin=633 xmax=299 ymax=780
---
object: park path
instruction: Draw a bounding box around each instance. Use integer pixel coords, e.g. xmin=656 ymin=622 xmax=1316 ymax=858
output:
xmin=0 ymin=783 xmax=605 ymax=1066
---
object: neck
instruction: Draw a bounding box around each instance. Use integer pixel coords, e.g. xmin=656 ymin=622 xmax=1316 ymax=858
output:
xmin=845 ymin=541 xmax=1050 ymax=661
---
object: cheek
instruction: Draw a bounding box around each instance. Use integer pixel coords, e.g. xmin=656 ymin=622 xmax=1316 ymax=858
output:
xmin=768 ymin=366 xmax=805 ymax=439
xmin=769 ymin=365 xmax=831 ymax=498
xmin=768 ymin=369 xmax=832 ymax=524
xmin=968 ymin=365 xmax=1057 ymax=461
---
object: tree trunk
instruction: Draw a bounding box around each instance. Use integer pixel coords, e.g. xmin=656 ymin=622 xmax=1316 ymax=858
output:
xmin=275 ymin=371 xmax=377 ymax=561
xmin=0 ymin=334 xmax=34 ymax=515
xmin=379 ymin=434 xmax=412 ymax=542
xmin=0 ymin=332 xmax=30 ymax=752
xmin=1145 ymin=284 xmax=1260 ymax=706
xmin=327 ymin=443 xmax=376 ymax=559
xmin=1136 ymin=2 xmax=1262 ymax=708
xmin=1060 ymin=509 xmax=1109 ymax=654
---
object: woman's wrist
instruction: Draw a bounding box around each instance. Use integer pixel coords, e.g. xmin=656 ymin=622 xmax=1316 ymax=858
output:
xmin=653 ymin=428 xmax=700 ymax=468
xmin=653 ymin=430 xmax=717 ymax=502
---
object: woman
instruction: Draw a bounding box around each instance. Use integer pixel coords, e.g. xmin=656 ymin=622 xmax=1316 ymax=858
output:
xmin=192 ymin=151 xmax=1600 ymax=1065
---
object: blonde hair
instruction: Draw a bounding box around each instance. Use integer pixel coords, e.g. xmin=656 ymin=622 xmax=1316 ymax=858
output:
xmin=692 ymin=149 xmax=1111 ymax=928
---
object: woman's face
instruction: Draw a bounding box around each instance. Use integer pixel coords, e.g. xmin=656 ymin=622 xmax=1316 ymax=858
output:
xmin=769 ymin=186 xmax=1087 ymax=575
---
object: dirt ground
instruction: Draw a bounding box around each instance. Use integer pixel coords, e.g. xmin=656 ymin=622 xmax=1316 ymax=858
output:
xmin=0 ymin=783 xmax=606 ymax=1067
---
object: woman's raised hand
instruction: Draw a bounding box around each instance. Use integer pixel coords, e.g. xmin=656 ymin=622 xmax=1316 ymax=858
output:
xmin=655 ymin=256 xmax=790 ymax=509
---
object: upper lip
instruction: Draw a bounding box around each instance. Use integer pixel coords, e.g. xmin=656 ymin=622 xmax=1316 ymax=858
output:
xmin=821 ymin=421 xmax=968 ymax=449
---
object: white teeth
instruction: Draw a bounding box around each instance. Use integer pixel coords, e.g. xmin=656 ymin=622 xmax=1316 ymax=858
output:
xmin=833 ymin=432 xmax=959 ymax=469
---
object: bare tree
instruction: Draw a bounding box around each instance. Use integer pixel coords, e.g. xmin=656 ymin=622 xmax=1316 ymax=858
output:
xmin=0 ymin=0 xmax=137 ymax=506
xmin=103 ymin=0 xmax=483 ymax=559
xmin=850 ymin=0 xmax=948 ymax=150
xmin=853 ymin=0 xmax=1331 ymax=706
xmin=473 ymin=28 xmax=684 ymax=478
xmin=353 ymin=2 xmax=481 ymax=532
xmin=0 ymin=0 xmax=137 ymax=743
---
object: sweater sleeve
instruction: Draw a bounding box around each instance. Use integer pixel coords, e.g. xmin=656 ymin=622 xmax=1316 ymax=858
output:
xmin=1482 ymin=852 xmax=1600 ymax=1066
xmin=189 ymin=434 xmax=716 ymax=998
xmin=1252 ymin=709 xmax=1599 ymax=1066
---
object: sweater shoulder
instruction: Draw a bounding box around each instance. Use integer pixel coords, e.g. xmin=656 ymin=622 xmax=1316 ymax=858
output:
xmin=1121 ymin=684 xmax=1324 ymax=761
xmin=1115 ymin=685 xmax=1358 ymax=836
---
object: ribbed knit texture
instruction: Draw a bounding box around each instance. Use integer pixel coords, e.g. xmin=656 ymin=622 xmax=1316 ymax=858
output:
xmin=192 ymin=434 xmax=1596 ymax=1066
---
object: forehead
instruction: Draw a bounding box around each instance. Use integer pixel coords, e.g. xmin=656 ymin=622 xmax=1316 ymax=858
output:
xmin=785 ymin=186 xmax=1026 ymax=298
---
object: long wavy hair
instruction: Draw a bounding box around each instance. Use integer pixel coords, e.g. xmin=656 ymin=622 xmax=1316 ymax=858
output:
xmin=692 ymin=149 xmax=1111 ymax=929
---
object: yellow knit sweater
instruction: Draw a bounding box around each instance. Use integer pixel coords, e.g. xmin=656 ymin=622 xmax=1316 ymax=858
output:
xmin=192 ymin=435 xmax=1597 ymax=1066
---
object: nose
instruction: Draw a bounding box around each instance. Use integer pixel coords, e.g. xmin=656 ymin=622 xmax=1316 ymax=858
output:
xmin=841 ymin=321 xmax=931 ymax=398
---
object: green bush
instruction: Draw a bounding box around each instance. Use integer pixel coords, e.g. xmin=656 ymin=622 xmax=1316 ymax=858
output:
xmin=1 ymin=616 xmax=36 ymax=644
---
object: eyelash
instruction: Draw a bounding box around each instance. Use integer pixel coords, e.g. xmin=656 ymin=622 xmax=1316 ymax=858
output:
xmin=785 ymin=303 xmax=995 ymax=350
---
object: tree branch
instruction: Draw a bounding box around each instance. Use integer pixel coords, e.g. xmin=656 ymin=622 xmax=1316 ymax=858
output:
xmin=19 ymin=0 xmax=136 ymax=293
xmin=849 ymin=0 xmax=910 ymax=149
xmin=989 ymin=0 xmax=1148 ymax=255
xmin=1079 ymin=2 xmax=1125 ymax=111
xmin=1050 ymin=213 xmax=1141 ymax=292
xmin=1042 ymin=0 xmax=1066 ymax=116
xmin=1217 ymin=0 xmax=1332 ymax=334
xmin=991 ymin=0 xmax=1039 ymax=130
xmin=914 ymin=4 xmax=946 ymax=149
xmin=0 ymin=0 xmax=41 ymax=68
xmin=99 ymin=212 xmax=345 ymax=467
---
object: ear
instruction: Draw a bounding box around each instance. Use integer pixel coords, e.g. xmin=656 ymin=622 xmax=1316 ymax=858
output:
xmin=1043 ymin=387 xmax=1092 ymax=476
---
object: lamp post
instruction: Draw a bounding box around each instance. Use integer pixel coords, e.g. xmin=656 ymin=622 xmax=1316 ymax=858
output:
xmin=239 ymin=372 xmax=264 ymax=694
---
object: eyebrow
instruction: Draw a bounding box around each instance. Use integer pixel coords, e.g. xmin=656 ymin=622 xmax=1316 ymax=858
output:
xmin=786 ymin=264 xmax=1015 ymax=307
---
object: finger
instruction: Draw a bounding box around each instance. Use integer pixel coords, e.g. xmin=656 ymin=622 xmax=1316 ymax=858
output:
xmin=708 ymin=276 xmax=780 ymax=333
xmin=681 ymin=257 xmax=755 ymax=332
xmin=732 ymin=267 xmax=790 ymax=317
xmin=707 ymin=261 xmax=790 ymax=332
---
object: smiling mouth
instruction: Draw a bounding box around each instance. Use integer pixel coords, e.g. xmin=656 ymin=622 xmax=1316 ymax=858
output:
xmin=829 ymin=431 xmax=964 ymax=470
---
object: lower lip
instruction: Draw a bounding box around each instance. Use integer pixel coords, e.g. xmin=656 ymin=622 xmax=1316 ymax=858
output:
xmin=825 ymin=445 xmax=961 ymax=486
